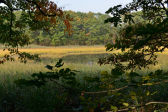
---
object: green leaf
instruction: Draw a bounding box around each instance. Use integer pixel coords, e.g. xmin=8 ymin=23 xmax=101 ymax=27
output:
xmin=101 ymin=71 xmax=108 ymax=76
xmin=111 ymin=106 xmax=118 ymax=112
xmin=144 ymin=83 xmax=153 ymax=86
xmin=123 ymin=103 xmax=129 ymax=107
xmin=130 ymin=91 xmax=136 ymax=96
xmin=45 ymin=65 xmax=53 ymax=70
xmin=55 ymin=59 xmax=64 ymax=68
xmin=111 ymin=68 xmax=124 ymax=77
xmin=146 ymin=91 xmax=150 ymax=96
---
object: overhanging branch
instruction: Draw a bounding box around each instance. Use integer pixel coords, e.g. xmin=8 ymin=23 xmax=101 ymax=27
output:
xmin=117 ymin=101 xmax=168 ymax=112
xmin=83 ymin=80 xmax=168 ymax=94
xmin=25 ymin=0 xmax=60 ymax=17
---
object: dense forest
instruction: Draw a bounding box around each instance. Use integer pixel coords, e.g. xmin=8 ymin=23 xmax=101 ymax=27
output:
xmin=15 ymin=10 xmax=144 ymax=46
xmin=24 ymin=11 xmax=113 ymax=46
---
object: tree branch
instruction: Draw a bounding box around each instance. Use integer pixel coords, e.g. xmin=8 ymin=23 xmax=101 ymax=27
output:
xmin=83 ymin=80 xmax=168 ymax=94
xmin=83 ymin=86 xmax=128 ymax=94
xmin=9 ymin=8 xmax=13 ymax=40
xmin=160 ymin=2 xmax=168 ymax=16
xmin=0 ymin=0 xmax=6 ymax=4
xmin=25 ymin=0 xmax=59 ymax=17
xmin=117 ymin=101 xmax=168 ymax=112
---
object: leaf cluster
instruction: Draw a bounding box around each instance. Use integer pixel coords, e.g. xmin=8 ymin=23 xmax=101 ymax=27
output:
xmin=15 ymin=59 xmax=79 ymax=90
xmin=102 ymin=0 xmax=168 ymax=70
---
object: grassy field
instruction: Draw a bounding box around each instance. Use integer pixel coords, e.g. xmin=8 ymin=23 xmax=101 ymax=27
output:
xmin=0 ymin=45 xmax=111 ymax=76
xmin=0 ymin=45 xmax=107 ymax=57
xmin=0 ymin=45 xmax=168 ymax=73
xmin=0 ymin=45 xmax=168 ymax=112
xmin=0 ymin=45 xmax=168 ymax=76
xmin=0 ymin=45 xmax=111 ymax=112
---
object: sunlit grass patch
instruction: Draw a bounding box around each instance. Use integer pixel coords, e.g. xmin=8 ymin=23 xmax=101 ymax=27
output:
xmin=0 ymin=45 xmax=107 ymax=58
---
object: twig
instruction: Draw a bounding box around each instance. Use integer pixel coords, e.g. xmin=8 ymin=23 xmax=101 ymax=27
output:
xmin=145 ymin=101 xmax=168 ymax=105
xmin=117 ymin=101 xmax=168 ymax=112
xmin=25 ymin=0 xmax=60 ymax=17
xmin=83 ymin=80 xmax=168 ymax=94
xmin=160 ymin=2 xmax=168 ymax=16
xmin=83 ymin=86 xmax=128 ymax=94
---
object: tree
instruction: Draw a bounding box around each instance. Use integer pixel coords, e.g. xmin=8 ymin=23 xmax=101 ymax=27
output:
xmin=99 ymin=0 xmax=168 ymax=71
xmin=80 ymin=1 xmax=168 ymax=111
xmin=0 ymin=0 xmax=72 ymax=63
xmin=29 ymin=11 xmax=113 ymax=46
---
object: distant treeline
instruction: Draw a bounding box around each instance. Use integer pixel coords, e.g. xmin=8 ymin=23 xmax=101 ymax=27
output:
xmin=28 ymin=11 xmax=115 ymax=46
xmin=13 ymin=11 xmax=143 ymax=46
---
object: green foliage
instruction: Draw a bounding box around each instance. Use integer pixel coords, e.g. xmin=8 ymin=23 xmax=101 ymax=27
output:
xmin=102 ymin=0 xmax=168 ymax=71
xmin=0 ymin=0 xmax=70 ymax=63
xmin=14 ymin=59 xmax=84 ymax=111
xmin=0 ymin=0 xmax=63 ymax=47
xmin=15 ymin=59 xmax=79 ymax=89
xmin=29 ymin=11 xmax=114 ymax=46
xmin=81 ymin=69 xmax=168 ymax=112
xmin=87 ymin=1 xmax=168 ymax=111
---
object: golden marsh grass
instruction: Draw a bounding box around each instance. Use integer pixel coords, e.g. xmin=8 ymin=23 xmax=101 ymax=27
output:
xmin=0 ymin=46 xmax=107 ymax=58
xmin=0 ymin=45 xmax=168 ymax=76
